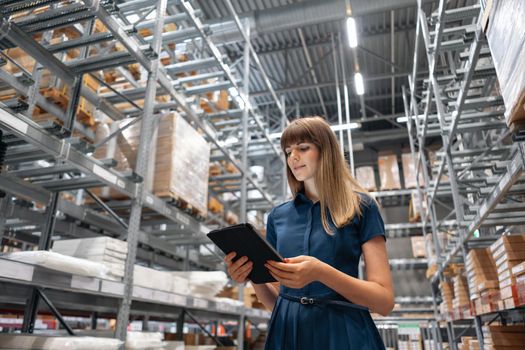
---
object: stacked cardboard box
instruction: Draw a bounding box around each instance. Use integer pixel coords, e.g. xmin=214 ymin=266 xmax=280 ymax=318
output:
xmin=52 ymin=237 xmax=127 ymax=281
xmin=490 ymin=234 xmax=525 ymax=310
xmin=465 ymin=248 xmax=498 ymax=315
xmin=356 ymin=166 xmax=377 ymax=191
xmin=439 ymin=280 xmax=454 ymax=317
xmin=512 ymin=261 xmax=525 ymax=306
xmin=482 ymin=325 xmax=525 ymax=350
xmin=401 ymin=153 xmax=424 ymax=189
xmin=458 ymin=337 xmax=474 ymax=350
xmin=410 ymin=236 xmax=426 ymax=258
xmin=452 ymin=275 xmax=471 ymax=319
xmin=92 ymin=113 xmax=210 ymax=217
xmin=377 ymin=153 xmax=401 ymax=190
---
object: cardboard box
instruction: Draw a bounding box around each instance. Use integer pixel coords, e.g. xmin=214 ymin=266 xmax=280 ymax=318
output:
xmin=377 ymin=153 xmax=401 ymax=190
xmin=356 ymin=166 xmax=377 ymax=191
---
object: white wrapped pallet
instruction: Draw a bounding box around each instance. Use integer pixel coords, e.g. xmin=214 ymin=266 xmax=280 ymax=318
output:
xmin=172 ymin=271 xmax=228 ymax=298
xmin=125 ymin=332 xmax=165 ymax=349
xmin=0 ymin=334 xmax=122 ymax=349
xmin=134 ymin=265 xmax=173 ymax=292
xmin=2 ymin=251 xmax=109 ymax=279
xmin=52 ymin=237 xmax=128 ymax=255
xmin=485 ymin=0 xmax=525 ymax=126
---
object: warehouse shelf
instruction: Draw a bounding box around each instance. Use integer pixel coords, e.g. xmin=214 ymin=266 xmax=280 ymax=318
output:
xmin=406 ymin=1 xmax=525 ymax=349
xmin=0 ymin=258 xmax=271 ymax=322
xmin=0 ymin=0 xmax=286 ymax=345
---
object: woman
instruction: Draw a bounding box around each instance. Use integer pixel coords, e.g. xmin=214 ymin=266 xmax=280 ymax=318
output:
xmin=225 ymin=116 xmax=394 ymax=349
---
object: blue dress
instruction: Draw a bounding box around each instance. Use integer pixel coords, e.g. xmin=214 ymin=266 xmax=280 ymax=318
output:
xmin=264 ymin=193 xmax=386 ymax=350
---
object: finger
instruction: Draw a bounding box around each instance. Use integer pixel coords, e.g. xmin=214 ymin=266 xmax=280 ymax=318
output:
xmin=224 ymin=252 xmax=237 ymax=263
xmin=284 ymin=256 xmax=304 ymax=263
xmin=239 ymin=267 xmax=252 ymax=281
xmin=266 ymin=264 xmax=295 ymax=280
xmin=238 ymin=261 xmax=253 ymax=276
xmin=267 ymin=261 xmax=297 ymax=272
xmin=232 ymin=256 xmax=249 ymax=270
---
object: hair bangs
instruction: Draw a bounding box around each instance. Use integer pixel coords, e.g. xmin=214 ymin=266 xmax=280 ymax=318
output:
xmin=280 ymin=119 xmax=316 ymax=152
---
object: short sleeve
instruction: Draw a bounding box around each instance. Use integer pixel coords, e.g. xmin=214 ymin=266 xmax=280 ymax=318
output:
xmin=359 ymin=198 xmax=386 ymax=245
xmin=266 ymin=210 xmax=277 ymax=249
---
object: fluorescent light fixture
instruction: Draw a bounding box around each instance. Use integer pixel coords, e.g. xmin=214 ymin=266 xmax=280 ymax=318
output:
xmin=396 ymin=115 xmax=425 ymax=123
xmin=354 ymin=72 xmax=364 ymax=95
xmin=332 ymin=122 xmax=361 ymax=131
xmin=346 ymin=17 xmax=358 ymax=48
xmin=269 ymin=123 xmax=360 ymax=140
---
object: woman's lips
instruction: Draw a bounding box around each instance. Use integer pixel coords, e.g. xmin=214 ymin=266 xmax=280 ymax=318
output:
xmin=293 ymin=165 xmax=306 ymax=171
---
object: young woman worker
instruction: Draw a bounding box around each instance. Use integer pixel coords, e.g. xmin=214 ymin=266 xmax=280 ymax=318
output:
xmin=225 ymin=116 xmax=394 ymax=349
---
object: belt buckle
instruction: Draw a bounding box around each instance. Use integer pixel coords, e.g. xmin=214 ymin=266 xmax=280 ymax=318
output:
xmin=300 ymin=297 xmax=314 ymax=305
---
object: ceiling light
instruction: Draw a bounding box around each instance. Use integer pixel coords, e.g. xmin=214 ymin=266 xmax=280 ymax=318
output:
xmin=346 ymin=17 xmax=358 ymax=48
xmin=354 ymin=72 xmax=364 ymax=95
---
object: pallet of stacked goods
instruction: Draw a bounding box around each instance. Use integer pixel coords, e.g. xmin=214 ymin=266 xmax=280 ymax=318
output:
xmin=91 ymin=112 xmax=210 ymax=219
xmin=511 ymin=261 xmax=525 ymax=305
xmin=52 ymin=237 xmax=128 ymax=281
xmin=452 ymin=273 xmax=471 ymax=320
xmin=355 ymin=166 xmax=377 ymax=192
xmin=401 ymin=152 xmax=424 ymax=189
xmin=439 ymin=280 xmax=454 ymax=319
xmin=483 ymin=0 xmax=525 ymax=129
xmin=482 ymin=324 xmax=525 ymax=350
xmin=377 ymin=152 xmax=401 ymax=190
xmin=0 ymin=334 xmax=122 ymax=349
xmin=458 ymin=336 xmax=475 ymax=350
xmin=465 ymin=248 xmax=498 ymax=315
xmin=490 ymin=234 xmax=525 ymax=310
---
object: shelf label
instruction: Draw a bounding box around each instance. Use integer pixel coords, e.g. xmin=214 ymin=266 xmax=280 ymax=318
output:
xmin=0 ymin=260 xmax=34 ymax=281
xmin=145 ymin=196 xmax=154 ymax=205
xmin=93 ymin=164 xmax=117 ymax=184
xmin=101 ymin=280 xmax=125 ymax=296
xmin=71 ymin=275 xmax=100 ymax=291
xmin=117 ymin=179 xmax=125 ymax=189
xmin=0 ymin=109 xmax=28 ymax=134
xmin=153 ymin=290 xmax=171 ymax=303
xmin=193 ymin=298 xmax=208 ymax=309
xmin=132 ymin=286 xmax=154 ymax=300
xmin=171 ymin=294 xmax=187 ymax=305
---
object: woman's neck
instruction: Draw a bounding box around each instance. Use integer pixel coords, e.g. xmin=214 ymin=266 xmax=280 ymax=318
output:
xmin=304 ymin=179 xmax=319 ymax=203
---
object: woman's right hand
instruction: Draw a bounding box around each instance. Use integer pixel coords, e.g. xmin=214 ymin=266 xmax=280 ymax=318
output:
xmin=224 ymin=252 xmax=253 ymax=284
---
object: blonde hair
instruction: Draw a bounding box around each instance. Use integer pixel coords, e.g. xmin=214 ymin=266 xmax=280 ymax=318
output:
xmin=281 ymin=116 xmax=368 ymax=233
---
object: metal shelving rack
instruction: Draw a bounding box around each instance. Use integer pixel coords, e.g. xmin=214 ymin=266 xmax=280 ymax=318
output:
xmin=404 ymin=1 xmax=525 ymax=349
xmin=0 ymin=0 xmax=286 ymax=346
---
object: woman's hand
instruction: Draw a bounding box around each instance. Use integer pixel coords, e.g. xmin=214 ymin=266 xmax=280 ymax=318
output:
xmin=265 ymin=255 xmax=325 ymax=289
xmin=224 ymin=252 xmax=253 ymax=284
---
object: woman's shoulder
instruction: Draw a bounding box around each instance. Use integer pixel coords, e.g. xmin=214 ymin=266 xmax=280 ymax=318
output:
xmin=357 ymin=192 xmax=377 ymax=208
xmin=268 ymin=199 xmax=295 ymax=218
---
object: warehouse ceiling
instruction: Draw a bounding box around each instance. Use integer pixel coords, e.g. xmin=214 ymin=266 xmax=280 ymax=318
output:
xmin=195 ymin=0 xmax=477 ymax=150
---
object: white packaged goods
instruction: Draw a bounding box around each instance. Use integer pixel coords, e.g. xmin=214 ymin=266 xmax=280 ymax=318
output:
xmin=164 ymin=341 xmax=185 ymax=350
xmin=134 ymin=265 xmax=173 ymax=292
xmin=125 ymin=332 xmax=165 ymax=350
xmin=377 ymin=154 xmax=401 ymax=190
xmin=52 ymin=237 xmax=128 ymax=255
xmin=52 ymin=237 xmax=127 ymax=281
xmin=0 ymin=334 xmax=122 ymax=349
xmin=172 ymin=271 xmax=228 ymax=298
xmin=2 ymin=251 xmax=109 ymax=279
xmin=355 ymin=166 xmax=376 ymax=191
xmin=485 ymin=0 xmax=525 ymax=126
xmin=171 ymin=275 xmax=190 ymax=294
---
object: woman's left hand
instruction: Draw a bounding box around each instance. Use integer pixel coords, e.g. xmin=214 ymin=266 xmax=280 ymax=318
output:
xmin=265 ymin=256 xmax=325 ymax=289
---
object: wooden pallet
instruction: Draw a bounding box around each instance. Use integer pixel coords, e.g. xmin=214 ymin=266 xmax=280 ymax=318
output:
xmin=40 ymin=87 xmax=96 ymax=129
xmin=155 ymin=191 xmax=206 ymax=220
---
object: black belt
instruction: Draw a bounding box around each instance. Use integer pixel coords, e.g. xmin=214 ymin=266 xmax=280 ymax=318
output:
xmin=279 ymin=293 xmax=369 ymax=311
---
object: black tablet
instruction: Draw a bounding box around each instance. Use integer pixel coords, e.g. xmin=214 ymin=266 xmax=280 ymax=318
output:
xmin=207 ymin=223 xmax=284 ymax=284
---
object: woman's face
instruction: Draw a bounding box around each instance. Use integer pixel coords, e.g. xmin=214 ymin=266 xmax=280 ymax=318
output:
xmin=285 ymin=142 xmax=320 ymax=181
